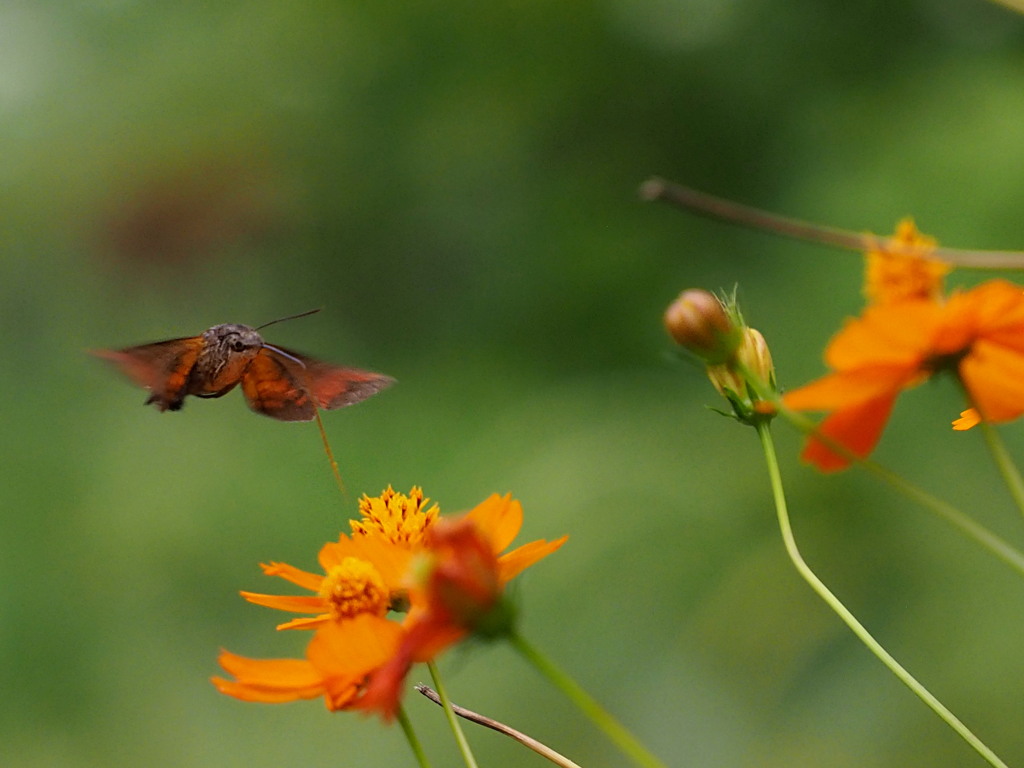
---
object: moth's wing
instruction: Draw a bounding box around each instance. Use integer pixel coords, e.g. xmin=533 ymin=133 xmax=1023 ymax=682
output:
xmin=270 ymin=345 xmax=394 ymax=410
xmin=250 ymin=345 xmax=394 ymax=416
xmin=240 ymin=348 xmax=318 ymax=421
xmin=92 ymin=337 xmax=204 ymax=411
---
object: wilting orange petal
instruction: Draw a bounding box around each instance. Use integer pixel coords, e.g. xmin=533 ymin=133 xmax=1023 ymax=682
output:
xmin=241 ymin=592 xmax=327 ymax=614
xmin=498 ymin=536 xmax=569 ymax=583
xmin=466 ymin=494 xmax=523 ymax=553
xmin=355 ymin=645 xmax=415 ymax=722
xmin=801 ymin=393 xmax=898 ymax=472
xmin=357 ymin=616 xmax=463 ymax=721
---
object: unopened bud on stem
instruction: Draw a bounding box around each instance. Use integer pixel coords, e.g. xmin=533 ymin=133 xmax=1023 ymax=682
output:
xmin=663 ymin=289 xmax=742 ymax=364
xmin=708 ymin=327 xmax=775 ymax=402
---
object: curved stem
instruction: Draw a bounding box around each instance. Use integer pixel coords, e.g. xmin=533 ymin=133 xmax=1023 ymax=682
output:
xmin=953 ymin=377 xmax=1024 ymax=521
xmin=396 ymin=704 xmax=434 ymax=768
xmin=428 ymin=661 xmax=479 ymax=768
xmin=509 ymin=631 xmax=668 ymax=768
xmin=756 ymin=420 xmax=1008 ymax=768
xmin=775 ymin=401 xmax=1024 ymax=579
xmin=978 ymin=419 xmax=1024 ymax=520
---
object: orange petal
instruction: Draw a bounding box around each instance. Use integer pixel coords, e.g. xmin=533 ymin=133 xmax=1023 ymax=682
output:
xmin=825 ymin=302 xmax=940 ymax=370
xmin=276 ymin=615 xmax=332 ymax=631
xmin=498 ymin=535 xmax=568 ymax=583
xmin=351 ymin=534 xmax=415 ymax=589
xmin=319 ymin=536 xmax=357 ymax=570
xmin=241 ymin=592 xmax=327 ymax=614
xmin=307 ymin=614 xmax=404 ymax=676
xmin=800 ymin=393 xmax=898 ymax=472
xmin=259 ymin=561 xmax=323 ymax=592
xmin=783 ymin=367 xmax=913 ymax=412
xmin=955 ymin=280 xmax=1024 ymax=331
xmin=466 ymin=494 xmax=523 ymax=554
xmin=319 ymin=534 xmax=412 ymax=591
xmin=961 ymin=341 xmax=1024 ymax=423
xmin=212 ymin=651 xmax=325 ymax=703
xmin=357 ymin=613 xmax=468 ymax=721
xmin=952 ymin=408 xmax=980 ymax=431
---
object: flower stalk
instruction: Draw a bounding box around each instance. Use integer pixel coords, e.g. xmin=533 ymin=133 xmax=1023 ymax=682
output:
xmin=396 ymin=705 xmax=434 ymax=768
xmin=771 ymin=399 xmax=1024 ymax=580
xmin=976 ymin=418 xmax=1024 ymax=521
xmin=429 ymin=661 xmax=479 ymax=768
xmin=755 ymin=419 xmax=1009 ymax=768
xmin=509 ymin=631 xmax=669 ymax=768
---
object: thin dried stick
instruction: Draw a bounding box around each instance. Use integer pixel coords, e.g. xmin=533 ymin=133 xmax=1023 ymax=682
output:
xmin=415 ymin=685 xmax=584 ymax=768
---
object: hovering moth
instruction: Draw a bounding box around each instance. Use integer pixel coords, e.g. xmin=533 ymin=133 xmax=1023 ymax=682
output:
xmin=94 ymin=312 xmax=393 ymax=421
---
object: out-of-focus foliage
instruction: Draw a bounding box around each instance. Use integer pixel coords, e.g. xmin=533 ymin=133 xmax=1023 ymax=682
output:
xmin=4 ymin=1 xmax=1024 ymax=766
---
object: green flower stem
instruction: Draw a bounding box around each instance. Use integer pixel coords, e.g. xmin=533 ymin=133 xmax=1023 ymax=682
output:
xmin=428 ymin=661 xmax=479 ymax=768
xmin=396 ymin=704 xmax=434 ymax=768
xmin=509 ymin=631 xmax=669 ymax=768
xmin=978 ymin=418 xmax=1024 ymax=520
xmin=952 ymin=376 xmax=1024 ymax=521
xmin=775 ymin=401 xmax=1024 ymax=579
xmin=756 ymin=420 xmax=1009 ymax=768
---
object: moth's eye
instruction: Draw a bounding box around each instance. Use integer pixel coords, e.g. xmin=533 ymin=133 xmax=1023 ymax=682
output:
xmin=231 ymin=339 xmax=246 ymax=352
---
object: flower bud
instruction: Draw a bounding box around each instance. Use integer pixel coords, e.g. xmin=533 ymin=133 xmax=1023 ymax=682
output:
xmin=736 ymin=327 xmax=774 ymax=390
xmin=664 ymin=289 xmax=742 ymax=365
xmin=707 ymin=327 xmax=776 ymax=423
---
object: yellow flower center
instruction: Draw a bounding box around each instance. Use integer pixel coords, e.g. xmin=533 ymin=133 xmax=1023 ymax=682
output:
xmin=319 ymin=557 xmax=390 ymax=620
xmin=350 ymin=485 xmax=439 ymax=546
xmin=863 ymin=218 xmax=949 ymax=306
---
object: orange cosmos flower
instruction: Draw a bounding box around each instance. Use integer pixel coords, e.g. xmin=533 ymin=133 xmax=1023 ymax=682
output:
xmin=213 ymin=488 xmax=566 ymax=719
xmin=358 ymin=493 xmax=568 ymax=720
xmin=784 ymin=279 xmax=1024 ymax=471
xmin=863 ymin=218 xmax=948 ymax=306
xmin=240 ymin=486 xmax=436 ymax=630
xmin=240 ymin=529 xmax=411 ymax=630
xmin=212 ymin=487 xmax=436 ymax=709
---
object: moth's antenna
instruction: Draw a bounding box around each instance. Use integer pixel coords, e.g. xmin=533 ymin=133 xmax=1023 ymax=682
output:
xmin=256 ymin=308 xmax=322 ymax=331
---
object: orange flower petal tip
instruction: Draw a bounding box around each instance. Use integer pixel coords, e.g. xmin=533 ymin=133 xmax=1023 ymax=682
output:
xmin=952 ymin=408 xmax=981 ymax=431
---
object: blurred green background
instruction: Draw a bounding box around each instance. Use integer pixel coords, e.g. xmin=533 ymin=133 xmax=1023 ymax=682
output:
xmin=5 ymin=1 xmax=1024 ymax=766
